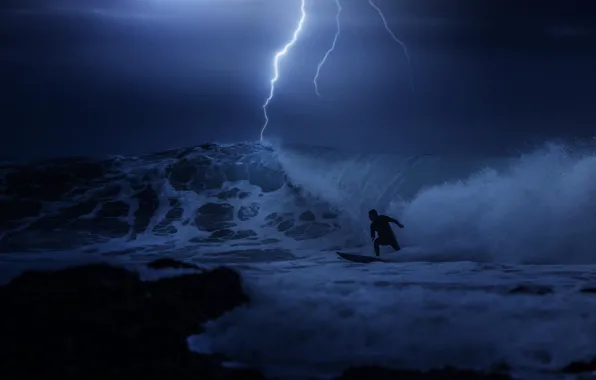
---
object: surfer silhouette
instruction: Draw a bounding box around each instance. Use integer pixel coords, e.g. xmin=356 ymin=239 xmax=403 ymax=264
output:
xmin=368 ymin=209 xmax=404 ymax=256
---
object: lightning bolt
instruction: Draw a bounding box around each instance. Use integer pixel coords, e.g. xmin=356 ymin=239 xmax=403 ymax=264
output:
xmin=314 ymin=0 xmax=412 ymax=98
xmin=259 ymin=0 xmax=413 ymax=140
xmin=367 ymin=0 xmax=414 ymax=91
xmin=260 ymin=0 xmax=307 ymax=142
xmin=313 ymin=0 xmax=342 ymax=97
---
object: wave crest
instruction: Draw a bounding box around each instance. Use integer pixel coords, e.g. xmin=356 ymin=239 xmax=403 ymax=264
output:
xmin=279 ymin=143 xmax=596 ymax=264
xmin=3 ymin=141 xmax=596 ymax=264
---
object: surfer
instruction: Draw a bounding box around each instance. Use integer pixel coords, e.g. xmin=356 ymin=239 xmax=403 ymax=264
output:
xmin=368 ymin=209 xmax=404 ymax=256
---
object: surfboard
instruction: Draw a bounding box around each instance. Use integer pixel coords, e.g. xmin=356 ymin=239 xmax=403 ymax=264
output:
xmin=336 ymin=252 xmax=387 ymax=263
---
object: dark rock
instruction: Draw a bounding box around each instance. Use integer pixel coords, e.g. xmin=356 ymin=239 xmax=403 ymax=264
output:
xmin=0 ymin=263 xmax=265 ymax=380
xmin=238 ymin=203 xmax=260 ymax=221
xmin=507 ymin=284 xmax=553 ymax=295
xmin=103 ymin=247 xmax=140 ymax=256
xmin=220 ymin=165 xmax=248 ymax=184
xmin=200 ymin=143 xmax=218 ymax=150
xmin=580 ymin=287 xmax=596 ymax=293
xmin=147 ymin=258 xmax=200 ymax=270
xmin=246 ymin=166 xmax=285 ymax=193
xmin=152 ymin=224 xmax=177 ymax=236
xmin=27 ymin=200 xmax=98 ymax=231
xmin=97 ymin=201 xmax=130 ymax=218
xmin=61 ymin=199 xmax=98 ymax=218
xmin=167 ymin=157 xmax=229 ymax=193
xmin=210 ymin=229 xmax=257 ymax=240
xmin=195 ymin=203 xmax=235 ymax=232
xmin=166 ymin=206 xmax=184 ymax=219
xmin=264 ymin=212 xmax=295 ymax=232
xmin=234 ymin=230 xmax=258 ymax=239
xmin=0 ymin=212 xmax=132 ymax=253
xmin=0 ymin=231 xmax=75 ymax=253
xmin=299 ymin=211 xmax=316 ymax=222
xmin=80 ymin=218 xmax=130 ymax=237
xmin=322 ymin=211 xmax=338 ymax=219
xmin=265 ymin=212 xmax=278 ymax=221
xmin=5 ymin=160 xmax=106 ymax=201
xmin=165 ymin=159 xmax=197 ymax=191
xmin=133 ymin=186 xmax=159 ymax=235
xmin=211 ymin=229 xmax=235 ymax=238
xmin=337 ymin=366 xmax=511 ymax=379
xmin=152 ymin=202 xmax=185 ymax=236
xmin=218 ymin=188 xmax=241 ymax=200
xmin=191 ymin=248 xmax=295 ymax=262
xmin=198 ymin=203 xmax=234 ymax=217
xmin=0 ymin=199 xmax=42 ymax=228
xmin=94 ymin=185 xmax=122 ymax=199
xmin=560 ymin=358 xmax=596 ymax=373
xmin=277 ymin=220 xmax=294 ymax=232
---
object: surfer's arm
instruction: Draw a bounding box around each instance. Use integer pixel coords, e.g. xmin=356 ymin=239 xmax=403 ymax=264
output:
xmin=388 ymin=217 xmax=404 ymax=228
xmin=370 ymin=224 xmax=376 ymax=240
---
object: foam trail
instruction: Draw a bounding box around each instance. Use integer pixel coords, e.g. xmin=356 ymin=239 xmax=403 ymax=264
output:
xmin=260 ymin=0 xmax=307 ymax=141
xmin=190 ymin=260 xmax=596 ymax=379
xmin=368 ymin=0 xmax=414 ymax=91
xmin=313 ymin=0 xmax=342 ymax=97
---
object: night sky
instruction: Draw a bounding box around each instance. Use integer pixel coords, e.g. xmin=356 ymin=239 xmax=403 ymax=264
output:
xmin=1 ymin=0 xmax=595 ymax=160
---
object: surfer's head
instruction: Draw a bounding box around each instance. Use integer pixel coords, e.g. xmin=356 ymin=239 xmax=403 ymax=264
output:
xmin=368 ymin=209 xmax=378 ymax=221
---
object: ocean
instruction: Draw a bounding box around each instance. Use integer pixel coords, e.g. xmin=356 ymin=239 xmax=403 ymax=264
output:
xmin=1 ymin=141 xmax=596 ymax=379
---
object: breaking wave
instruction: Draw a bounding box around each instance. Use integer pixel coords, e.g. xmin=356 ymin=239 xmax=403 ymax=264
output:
xmin=279 ymin=142 xmax=596 ymax=264
xmin=1 ymin=141 xmax=595 ymax=264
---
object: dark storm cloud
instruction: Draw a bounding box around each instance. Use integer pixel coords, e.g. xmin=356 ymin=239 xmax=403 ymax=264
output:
xmin=1 ymin=0 xmax=595 ymax=159
xmin=2 ymin=0 xmax=594 ymax=54
xmin=378 ymin=0 xmax=596 ymax=53
xmin=1 ymin=0 xmax=129 ymax=10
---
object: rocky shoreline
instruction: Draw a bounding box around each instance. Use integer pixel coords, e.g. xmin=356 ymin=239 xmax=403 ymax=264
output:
xmin=0 ymin=259 xmax=590 ymax=379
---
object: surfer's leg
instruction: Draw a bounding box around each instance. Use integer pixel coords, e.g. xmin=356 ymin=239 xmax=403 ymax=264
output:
xmin=373 ymin=238 xmax=381 ymax=256
xmin=389 ymin=238 xmax=400 ymax=251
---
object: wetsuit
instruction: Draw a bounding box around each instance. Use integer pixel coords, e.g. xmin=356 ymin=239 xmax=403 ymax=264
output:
xmin=370 ymin=215 xmax=401 ymax=256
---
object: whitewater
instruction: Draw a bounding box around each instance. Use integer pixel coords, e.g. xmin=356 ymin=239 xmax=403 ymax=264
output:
xmin=1 ymin=141 xmax=596 ymax=379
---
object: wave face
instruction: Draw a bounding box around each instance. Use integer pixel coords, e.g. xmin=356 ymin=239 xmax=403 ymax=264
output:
xmin=0 ymin=143 xmax=345 ymax=255
xmin=2 ymin=141 xmax=596 ymax=264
